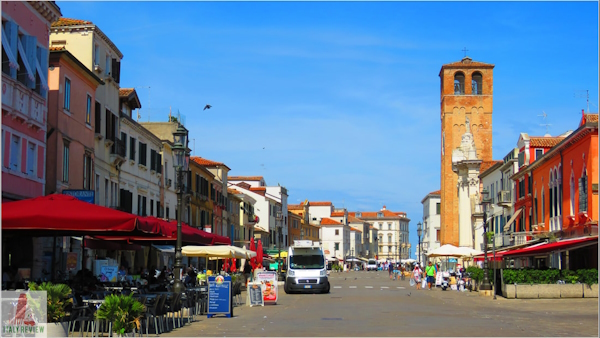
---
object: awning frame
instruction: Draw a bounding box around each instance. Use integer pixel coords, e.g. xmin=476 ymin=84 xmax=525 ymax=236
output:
xmin=503 ymin=208 xmax=523 ymax=232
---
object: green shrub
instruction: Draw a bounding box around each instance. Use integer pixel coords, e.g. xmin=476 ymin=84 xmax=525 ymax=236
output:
xmin=502 ymin=268 xmax=597 ymax=285
xmin=577 ymin=269 xmax=598 ymax=286
xmin=95 ymin=294 xmax=145 ymax=335
xmin=28 ymin=282 xmax=72 ymax=323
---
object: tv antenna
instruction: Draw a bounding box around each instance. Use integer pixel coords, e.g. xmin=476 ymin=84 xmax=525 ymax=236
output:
xmin=538 ymin=111 xmax=551 ymax=135
xmin=574 ymin=90 xmax=591 ymax=113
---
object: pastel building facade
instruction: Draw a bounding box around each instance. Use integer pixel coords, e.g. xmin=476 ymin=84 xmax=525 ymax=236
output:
xmin=2 ymin=1 xmax=61 ymax=202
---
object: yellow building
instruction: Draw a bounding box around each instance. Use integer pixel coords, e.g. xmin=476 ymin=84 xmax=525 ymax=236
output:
xmin=189 ymin=159 xmax=214 ymax=230
xmin=288 ymin=200 xmax=320 ymax=243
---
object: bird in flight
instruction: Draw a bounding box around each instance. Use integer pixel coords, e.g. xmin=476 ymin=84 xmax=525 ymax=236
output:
xmin=203 ymin=104 xmax=212 ymax=110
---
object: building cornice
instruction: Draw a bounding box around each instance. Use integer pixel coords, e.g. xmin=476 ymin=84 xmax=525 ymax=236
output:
xmin=121 ymin=115 xmax=162 ymax=146
xmin=28 ymin=1 xmax=62 ymax=24
xmin=50 ymin=24 xmax=123 ymax=58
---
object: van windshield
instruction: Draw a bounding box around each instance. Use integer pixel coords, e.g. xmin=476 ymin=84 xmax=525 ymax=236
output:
xmin=290 ymin=255 xmax=325 ymax=269
xmin=368 ymin=260 xmax=377 ymax=265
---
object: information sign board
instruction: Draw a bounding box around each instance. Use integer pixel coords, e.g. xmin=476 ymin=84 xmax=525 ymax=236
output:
xmin=255 ymin=271 xmax=278 ymax=304
xmin=247 ymin=282 xmax=264 ymax=307
xmin=207 ymin=275 xmax=232 ymax=318
xmin=63 ymin=190 xmax=95 ymax=203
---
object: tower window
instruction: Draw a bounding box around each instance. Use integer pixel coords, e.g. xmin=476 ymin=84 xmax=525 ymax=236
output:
xmin=454 ymin=72 xmax=465 ymax=95
xmin=471 ymin=72 xmax=482 ymax=95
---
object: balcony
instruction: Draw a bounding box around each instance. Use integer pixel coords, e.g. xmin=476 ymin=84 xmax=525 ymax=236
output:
xmin=110 ymin=138 xmax=126 ymax=165
xmin=2 ymin=73 xmax=46 ymax=130
xmin=498 ymin=190 xmax=512 ymax=207
xmin=471 ymin=203 xmax=483 ymax=216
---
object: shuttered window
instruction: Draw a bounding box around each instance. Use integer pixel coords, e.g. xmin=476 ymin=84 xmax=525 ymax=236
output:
xmin=579 ymin=174 xmax=588 ymax=212
xmin=129 ymin=137 xmax=136 ymax=161
xmin=139 ymin=143 xmax=147 ymax=166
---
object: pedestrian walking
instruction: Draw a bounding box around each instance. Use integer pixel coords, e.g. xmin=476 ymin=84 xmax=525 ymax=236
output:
xmin=413 ymin=263 xmax=422 ymax=290
xmin=425 ymin=261 xmax=436 ymax=290
xmin=388 ymin=263 xmax=394 ymax=279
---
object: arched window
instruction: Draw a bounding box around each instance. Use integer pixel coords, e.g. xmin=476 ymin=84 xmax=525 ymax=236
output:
xmin=541 ymin=188 xmax=545 ymax=226
xmin=454 ymin=72 xmax=465 ymax=95
xmin=553 ymin=168 xmax=559 ymax=219
xmin=558 ymin=165 xmax=562 ymax=217
xmin=471 ymin=72 xmax=483 ymax=95
xmin=549 ymin=171 xmax=554 ymax=221
xmin=570 ymin=171 xmax=576 ymax=216
xmin=579 ymin=166 xmax=588 ymax=212
xmin=533 ymin=192 xmax=538 ymax=225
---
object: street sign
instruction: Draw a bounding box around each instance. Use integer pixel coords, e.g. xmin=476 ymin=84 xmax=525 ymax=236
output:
xmin=63 ymin=190 xmax=95 ymax=203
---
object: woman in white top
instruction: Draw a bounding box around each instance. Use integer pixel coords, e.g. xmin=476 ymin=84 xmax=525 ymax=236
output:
xmin=413 ymin=264 xmax=423 ymax=290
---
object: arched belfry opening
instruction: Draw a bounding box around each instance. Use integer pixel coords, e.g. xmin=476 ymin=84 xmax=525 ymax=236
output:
xmin=454 ymin=72 xmax=465 ymax=95
xmin=472 ymin=72 xmax=483 ymax=95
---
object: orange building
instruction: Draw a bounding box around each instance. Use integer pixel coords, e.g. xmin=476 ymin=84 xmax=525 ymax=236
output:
xmin=511 ymin=112 xmax=598 ymax=269
xmin=439 ymin=57 xmax=494 ymax=246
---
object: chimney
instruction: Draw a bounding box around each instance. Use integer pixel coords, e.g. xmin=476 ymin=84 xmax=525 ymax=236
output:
xmin=381 ymin=205 xmax=386 ymax=211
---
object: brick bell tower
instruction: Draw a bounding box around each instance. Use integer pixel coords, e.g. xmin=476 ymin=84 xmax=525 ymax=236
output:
xmin=439 ymin=56 xmax=494 ymax=246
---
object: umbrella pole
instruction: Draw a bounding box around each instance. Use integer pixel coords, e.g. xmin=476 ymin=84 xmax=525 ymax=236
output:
xmin=81 ymin=236 xmax=86 ymax=271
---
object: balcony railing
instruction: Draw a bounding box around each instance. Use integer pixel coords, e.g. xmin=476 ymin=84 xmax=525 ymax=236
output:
xmin=498 ymin=190 xmax=511 ymax=205
xmin=110 ymin=138 xmax=126 ymax=166
xmin=2 ymin=73 xmax=46 ymax=130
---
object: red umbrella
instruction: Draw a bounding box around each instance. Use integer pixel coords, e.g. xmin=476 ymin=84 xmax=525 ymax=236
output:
xmin=231 ymin=258 xmax=237 ymax=272
xmin=1 ymin=194 xmax=156 ymax=236
xmin=222 ymin=259 xmax=230 ymax=272
xmin=249 ymin=239 xmax=258 ymax=269
xmin=257 ymin=240 xmax=264 ymax=269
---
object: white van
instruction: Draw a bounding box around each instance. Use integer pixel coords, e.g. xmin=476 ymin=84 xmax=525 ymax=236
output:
xmin=284 ymin=242 xmax=329 ymax=294
xmin=367 ymin=259 xmax=377 ymax=271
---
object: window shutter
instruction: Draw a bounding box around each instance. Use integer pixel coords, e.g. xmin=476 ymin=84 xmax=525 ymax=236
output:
xmin=157 ymin=153 xmax=162 ymax=174
xmin=36 ymin=46 xmax=48 ymax=97
xmin=150 ymin=149 xmax=156 ymax=171
xmin=23 ymin=35 xmax=37 ymax=88
xmin=4 ymin=21 xmax=19 ymax=78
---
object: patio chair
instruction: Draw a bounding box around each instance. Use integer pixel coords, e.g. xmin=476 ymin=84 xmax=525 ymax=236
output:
xmin=163 ymin=293 xmax=182 ymax=330
xmin=67 ymin=296 xmax=95 ymax=337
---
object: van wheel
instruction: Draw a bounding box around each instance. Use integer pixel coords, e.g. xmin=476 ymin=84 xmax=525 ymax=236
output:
xmin=284 ymin=282 xmax=292 ymax=294
xmin=322 ymin=282 xmax=330 ymax=294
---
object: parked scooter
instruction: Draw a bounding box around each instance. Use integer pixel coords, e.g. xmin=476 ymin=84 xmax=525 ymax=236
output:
xmin=441 ymin=271 xmax=450 ymax=291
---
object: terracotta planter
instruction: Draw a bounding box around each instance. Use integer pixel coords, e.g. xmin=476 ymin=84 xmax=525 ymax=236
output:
xmin=560 ymin=284 xmax=583 ymax=298
xmin=583 ymin=284 xmax=598 ymax=298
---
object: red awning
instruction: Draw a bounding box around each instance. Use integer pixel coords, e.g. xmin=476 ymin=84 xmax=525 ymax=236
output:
xmin=1 ymin=195 xmax=156 ymax=236
xmin=210 ymin=233 xmax=232 ymax=245
xmin=96 ymin=217 xmax=213 ymax=245
xmin=473 ymin=252 xmax=506 ymax=262
xmin=502 ymin=236 xmax=598 ymax=257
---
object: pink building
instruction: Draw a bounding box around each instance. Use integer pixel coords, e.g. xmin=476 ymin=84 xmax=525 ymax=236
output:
xmin=2 ymin=1 xmax=61 ymax=202
xmin=46 ymin=47 xmax=104 ymax=195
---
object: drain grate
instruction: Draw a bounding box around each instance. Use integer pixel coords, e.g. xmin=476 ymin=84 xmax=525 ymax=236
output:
xmin=322 ymin=318 xmax=343 ymax=321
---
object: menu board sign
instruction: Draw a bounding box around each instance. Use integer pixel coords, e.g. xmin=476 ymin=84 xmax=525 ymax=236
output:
xmin=255 ymin=271 xmax=278 ymax=304
xmin=207 ymin=275 xmax=232 ymax=318
xmin=66 ymin=252 xmax=78 ymax=271
xmin=247 ymin=282 xmax=264 ymax=307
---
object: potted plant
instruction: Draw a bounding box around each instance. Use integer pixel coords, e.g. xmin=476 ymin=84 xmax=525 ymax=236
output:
xmin=27 ymin=282 xmax=73 ymax=337
xmin=95 ymin=294 xmax=145 ymax=337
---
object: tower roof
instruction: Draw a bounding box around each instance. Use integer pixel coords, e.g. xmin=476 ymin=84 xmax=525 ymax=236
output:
xmin=440 ymin=57 xmax=494 ymax=71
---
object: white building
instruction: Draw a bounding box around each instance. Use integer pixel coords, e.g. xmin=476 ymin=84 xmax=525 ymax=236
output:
xmin=307 ymin=201 xmax=334 ymax=225
xmin=479 ymin=161 xmax=505 ymax=250
xmin=420 ymin=190 xmax=441 ymax=264
xmin=319 ymin=217 xmax=351 ymax=261
xmin=228 ymin=176 xmax=288 ymax=247
xmin=118 ymin=90 xmax=162 ymax=218
xmin=348 ymin=206 xmax=410 ymax=262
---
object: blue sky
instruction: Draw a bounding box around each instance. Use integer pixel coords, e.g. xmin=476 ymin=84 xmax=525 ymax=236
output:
xmin=56 ymin=1 xmax=598 ymax=255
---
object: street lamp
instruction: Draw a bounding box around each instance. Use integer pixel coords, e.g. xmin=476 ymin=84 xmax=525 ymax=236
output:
xmin=172 ymin=123 xmax=189 ymax=294
xmin=480 ymin=188 xmax=493 ymax=291
xmin=417 ymin=222 xmax=423 ymax=265
xmin=276 ymin=209 xmax=283 ymax=276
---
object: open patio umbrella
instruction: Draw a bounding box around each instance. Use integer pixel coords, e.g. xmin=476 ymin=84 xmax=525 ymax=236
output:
xmin=257 ymin=240 xmax=264 ymax=268
xmin=427 ymin=244 xmax=466 ymax=258
xmin=271 ymin=251 xmax=288 ymax=259
xmin=249 ymin=239 xmax=258 ymax=269
xmin=1 ymin=194 xmax=159 ymax=236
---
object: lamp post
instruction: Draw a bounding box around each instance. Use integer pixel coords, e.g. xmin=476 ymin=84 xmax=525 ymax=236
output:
xmin=417 ymin=222 xmax=422 ymax=265
xmin=276 ymin=210 xmax=283 ymax=276
xmin=172 ymin=123 xmax=189 ymax=294
xmin=480 ymin=188 xmax=493 ymax=291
